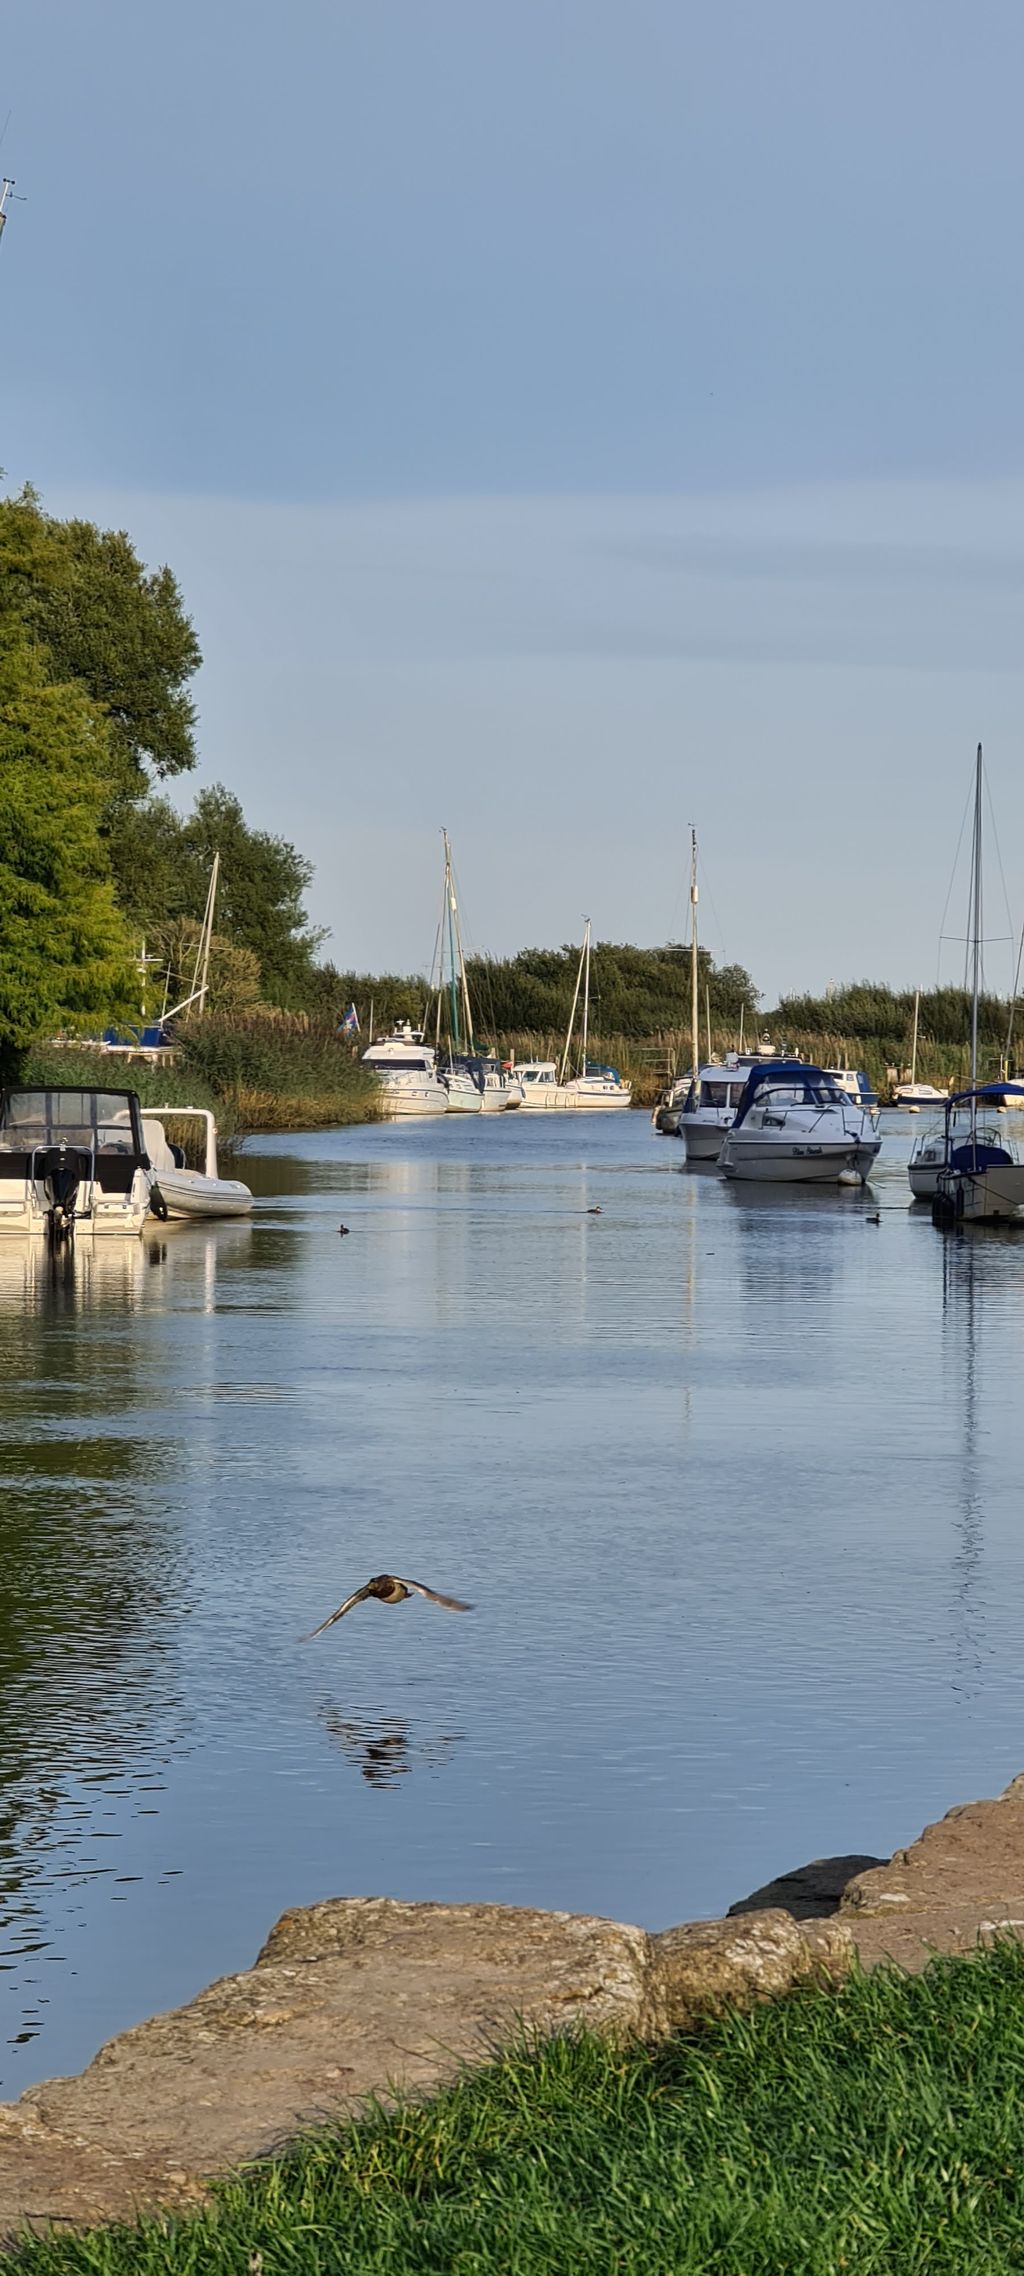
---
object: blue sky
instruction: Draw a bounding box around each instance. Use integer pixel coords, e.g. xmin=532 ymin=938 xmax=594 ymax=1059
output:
xmin=4 ymin=2 xmax=1024 ymax=999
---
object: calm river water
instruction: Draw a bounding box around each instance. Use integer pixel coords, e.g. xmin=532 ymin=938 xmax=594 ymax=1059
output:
xmin=2 ymin=1108 xmax=1024 ymax=2091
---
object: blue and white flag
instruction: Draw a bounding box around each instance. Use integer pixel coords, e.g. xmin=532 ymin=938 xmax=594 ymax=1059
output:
xmin=340 ymin=1003 xmax=360 ymax=1034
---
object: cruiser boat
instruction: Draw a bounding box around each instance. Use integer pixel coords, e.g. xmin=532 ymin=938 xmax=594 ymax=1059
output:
xmin=141 ymin=1109 xmax=254 ymax=1219
xmin=678 ymin=1062 xmax=753 ymax=1161
xmin=827 ymin=1067 xmax=880 ymax=1114
xmin=362 ymin=1024 xmax=449 ymax=1118
xmin=0 ymin=1085 xmax=154 ymax=1238
xmin=514 ymin=1060 xmax=563 ymax=1109
xmin=718 ymin=1062 xmax=881 ymax=1183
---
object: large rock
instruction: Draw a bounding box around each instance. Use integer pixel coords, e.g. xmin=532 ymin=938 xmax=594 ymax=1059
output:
xmin=729 ymin=1854 xmax=885 ymax=1920
xmin=842 ymin=1774 xmax=1024 ymax=1969
xmin=0 ymin=1896 xmax=849 ymax=2241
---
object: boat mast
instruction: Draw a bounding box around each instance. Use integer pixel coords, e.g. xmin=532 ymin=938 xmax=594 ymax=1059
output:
xmin=581 ymin=918 xmax=591 ymax=1079
xmin=444 ymin=832 xmax=475 ymax=1051
xmin=689 ymin=827 xmax=699 ymax=1085
xmin=909 ymin=988 xmax=920 ymax=1087
xmin=970 ymin=743 xmax=983 ymax=1113
xmin=559 ymin=930 xmax=587 ymax=1086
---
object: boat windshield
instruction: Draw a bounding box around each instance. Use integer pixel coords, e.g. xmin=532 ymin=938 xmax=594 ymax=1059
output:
xmin=0 ymin=1089 xmax=143 ymax=1153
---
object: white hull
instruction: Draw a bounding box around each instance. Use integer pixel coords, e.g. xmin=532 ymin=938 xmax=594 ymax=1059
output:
xmin=681 ymin=1114 xmax=732 ymax=1161
xmin=153 ymin=1169 xmax=254 ymax=1220
xmin=377 ymin=1080 xmax=449 ymax=1118
xmin=0 ymin=1183 xmax=150 ymax=1237
xmin=720 ymin=1137 xmax=877 ymax=1183
xmin=555 ymin=1084 xmax=632 ymax=1111
xmin=479 ymin=1078 xmax=523 ymax=1112
xmin=443 ymin=1073 xmax=483 ymax=1114
xmin=518 ymin=1086 xmax=562 ymax=1109
xmin=936 ymin=1161 xmax=1024 ymax=1221
xmin=893 ymin=1083 xmax=947 ymax=1107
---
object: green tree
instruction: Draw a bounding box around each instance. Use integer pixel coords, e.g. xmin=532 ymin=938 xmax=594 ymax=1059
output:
xmin=106 ymin=784 xmax=325 ymax=1010
xmin=0 ymin=616 xmax=136 ymax=1053
xmin=0 ymin=487 xmax=201 ymax=786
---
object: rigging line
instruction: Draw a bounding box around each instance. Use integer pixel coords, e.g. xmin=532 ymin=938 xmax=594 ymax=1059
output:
xmin=983 ymin=770 xmax=1017 ymax=995
xmin=935 ymin=769 xmax=976 ymax=990
xmin=0 ymin=113 xmax=11 ymax=160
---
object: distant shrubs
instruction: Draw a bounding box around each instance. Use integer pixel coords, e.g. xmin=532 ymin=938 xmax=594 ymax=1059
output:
xmin=177 ymin=1010 xmax=378 ymax=1130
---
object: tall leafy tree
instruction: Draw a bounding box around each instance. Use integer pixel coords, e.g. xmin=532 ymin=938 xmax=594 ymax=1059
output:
xmin=0 ymin=487 xmax=201 ymax=786
xmin=0 ymin=615 xmax=137 ymax=1052
xmin=106 ymin=784 xmax=325 ymax=1008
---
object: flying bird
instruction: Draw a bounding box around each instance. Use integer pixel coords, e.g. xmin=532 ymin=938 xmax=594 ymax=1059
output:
xmin=303 ymin=1573 xmax=473 ymax=1639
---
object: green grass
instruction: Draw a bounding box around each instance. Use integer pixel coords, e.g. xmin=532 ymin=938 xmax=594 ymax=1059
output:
xmin=10 ymin=1944 xmax=1024 ymax=2272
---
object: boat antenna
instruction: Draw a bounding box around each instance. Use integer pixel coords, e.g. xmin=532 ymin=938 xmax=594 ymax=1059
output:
xmin=0 ymin=175 xmax=24 ymax=248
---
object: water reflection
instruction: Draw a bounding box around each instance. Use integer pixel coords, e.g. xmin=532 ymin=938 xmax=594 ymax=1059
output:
xmin=319 ymin=1707 xmax=463 ymax=1788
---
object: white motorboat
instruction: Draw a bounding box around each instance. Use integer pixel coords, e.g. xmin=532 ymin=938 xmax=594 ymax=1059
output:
xmin=141 ymin=1109 xmax=254 ymax=1220
xmin=678 ymin=1062 xmax=753 ymax=1161
xmin=514 ymin=1060 xmax=563 ymax=1108
xmin=362 ymin=1023 xmax=449 ymax=1117
xmin=718 ymin=1062 xmax=881 ymax=1183
xmin=0 ymin=1085 xmax=153 ymax=1239
xmin=479 ymin=1060 xmax=523 ymax=1111
xmin=827 ymin=1066 xmax=880 ymax=1114
xmin=931 ymin=747 xmax=1024 ymax=1226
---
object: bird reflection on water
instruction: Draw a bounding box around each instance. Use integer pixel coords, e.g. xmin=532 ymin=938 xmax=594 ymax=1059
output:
xmin=318 ymin=1708 xmax=463 ymax=1788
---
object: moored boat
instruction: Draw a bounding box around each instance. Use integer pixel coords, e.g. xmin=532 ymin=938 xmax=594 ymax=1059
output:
xmin=141 ymin=1109 xmax=254 ymax=1219
xmin=0 ymin=1086 xmax=154 ymax=1238
xmin=932 ymin=748 xmax=1024 ymax=1226
xmin=718 ymin=1062 xmax=881 ymax=1184
xmin=362 ymin=1024 xmax=449 ymax=1117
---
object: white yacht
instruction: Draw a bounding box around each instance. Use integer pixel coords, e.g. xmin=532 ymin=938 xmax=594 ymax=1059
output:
xmin=718 ymin=1062 xmax=881 ymax=1183
xmin=514 ymin=1060 xmax=563 ymax=1109
xmin=362 ymin=1024 xmax=449 ymax=1118
xmin=0 ymin=1085 xmax=154 ymax=1239
xmin=478 ymin=1060 xmax=523 ymax=1111
xmin=141 ymin=1109 xmax=254 ymax=1219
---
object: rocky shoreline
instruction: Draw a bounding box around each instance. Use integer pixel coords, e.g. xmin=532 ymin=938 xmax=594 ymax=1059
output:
xmin=5 ymin=1773 xmax=1024 ymax=2241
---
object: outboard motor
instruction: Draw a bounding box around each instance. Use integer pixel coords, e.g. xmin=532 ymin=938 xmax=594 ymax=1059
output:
xmin=39 ymin=1144 xmax=90 ymax=1246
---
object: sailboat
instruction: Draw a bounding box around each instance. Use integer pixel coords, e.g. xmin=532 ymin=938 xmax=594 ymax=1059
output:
xmin=555 ymin=921 xmax=632 ymax=1110
xmin=932 ymin=746 xmax=1024 ymax=1225
xmin=892 ymin=989 xmax=946 ymax=1109
xmin=433 ymin=835 xmax=522 ymax=1112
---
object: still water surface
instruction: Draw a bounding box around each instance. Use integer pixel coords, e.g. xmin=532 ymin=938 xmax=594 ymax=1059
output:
xmin=1 ymin=1109 xmax=1024 ymax=2091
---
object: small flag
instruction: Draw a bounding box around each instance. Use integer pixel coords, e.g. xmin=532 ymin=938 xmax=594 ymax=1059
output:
xmin=340 ymin=1003 xmax=360 ymax=1034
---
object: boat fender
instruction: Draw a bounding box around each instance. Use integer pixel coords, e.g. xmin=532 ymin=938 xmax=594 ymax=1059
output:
xmin=149 ymin=1182 xmax=170 ymax=1223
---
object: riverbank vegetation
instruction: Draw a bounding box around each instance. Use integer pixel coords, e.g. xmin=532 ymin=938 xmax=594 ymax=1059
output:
xmin=1 ymin=480 xmax=1014 ymax=1122
xmin=9 ymin=1941 xmax=1024 ymax=2271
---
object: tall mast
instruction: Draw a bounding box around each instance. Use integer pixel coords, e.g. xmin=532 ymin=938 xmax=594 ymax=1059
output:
xmin=970 ymin=743 xmax=983 ymax=1101
xmin=689 ymin=828 xmax=699 ymax=1084
xmin=441 ymin=830 xmax=460 ymax=1051
xmin=559 ymin=930 xmax=587 ymax=1086
xmin=910 ymin=988 xmax=920 ymax=1086
xmin=444 ymin=833 xmax=474 ymax=1050
xmin=580 ymin=918 xmax=591 ymax=1077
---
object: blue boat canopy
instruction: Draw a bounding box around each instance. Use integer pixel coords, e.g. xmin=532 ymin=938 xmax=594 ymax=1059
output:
xmin=731 ymin=1061 xmax=844 ymax=1129
xmin=945 ymin=1082 xmax=1015 ymax=1115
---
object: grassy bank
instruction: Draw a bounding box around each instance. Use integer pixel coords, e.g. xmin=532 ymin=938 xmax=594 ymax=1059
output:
xmin=21 ymin=1016 xmax=379 ymax=1140
xmin=10 ymin=1942 xmax=1024 ymax=2272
